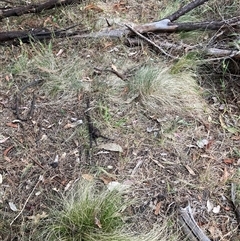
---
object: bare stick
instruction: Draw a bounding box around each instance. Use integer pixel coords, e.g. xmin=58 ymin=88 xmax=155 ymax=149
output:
xmin=94 ymin=67 xmax=126 ymax=81
xmin=179 ymin=204 xmax=211 ymax=241
xmin=125 ymin=24 xmax=178 ymax=59
xmin=10 ymin=175 xmax=43 ymax=225
xmin=164 ymin=0 xmax=210 ymax=22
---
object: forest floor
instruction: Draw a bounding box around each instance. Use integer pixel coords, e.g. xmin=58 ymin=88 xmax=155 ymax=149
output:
xmin=0 ymin=0 xmax=240 ymax=240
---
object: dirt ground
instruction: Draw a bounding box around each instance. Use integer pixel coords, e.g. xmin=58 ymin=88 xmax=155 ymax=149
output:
xmin=0 ymin=0 xmax=240 ymax=240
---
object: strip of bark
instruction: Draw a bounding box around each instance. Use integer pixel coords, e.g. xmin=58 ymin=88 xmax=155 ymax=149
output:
xmin=0 ymin=0 xmax=83 ymax=20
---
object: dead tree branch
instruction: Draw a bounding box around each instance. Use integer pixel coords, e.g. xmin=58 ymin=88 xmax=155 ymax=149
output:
xmin=0 ymin=24 xmax=85 ymax=43
xmin=125 ymin=24 xmax=178 ymax=59
xmin=179 ymin=204 xmax=211 ymax=241
xmin=0 ymin=0 xmax=83 ymax=20
xmin=133 ymin=16 xmax=240 ymax=34
xmin=164 ymin=0 xmax=210 ymax=22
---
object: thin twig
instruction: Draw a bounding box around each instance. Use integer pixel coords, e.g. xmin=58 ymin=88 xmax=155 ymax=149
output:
xmin=10 ymin=175 xmax=43 ymax=225
xmin=125 ymin=24 xmax=179 ymax=60
xmin=94 ymin=67 xmax=126 ymax=80
xmin=30 ymin=156 xmax=45 ymax=170
xmin=131 ymin=159 xmax=143 ymax=176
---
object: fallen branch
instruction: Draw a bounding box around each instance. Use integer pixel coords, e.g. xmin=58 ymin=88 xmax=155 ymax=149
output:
xmin=133 ymin=16 xmax=240 ymax=34
xmin=94 ymin=66 xmax=126 ymax=81
xmin=164 ymin=0 xmax=210 ymax=22
xmin=125 ymin=24 xmax=178 ymax=59
xmin=0 ymin=24 xmax=84 ymax=43
xmin=179 ymin=204 xmax=211 ymax=241
xmin=0 ymin=0 xmax=83 ymax=20
xmin=126 ymin=38 xmax=240 ymax=60
xmin=70 ymin=15 xmax=240 ymax=41
xmin=205 ymin=48 xmax=240 ymax=59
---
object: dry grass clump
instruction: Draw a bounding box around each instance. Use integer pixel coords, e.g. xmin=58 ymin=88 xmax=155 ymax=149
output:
xmin=127 ymin=65 xmax=208 ymax=116
xmin=8 ymin=42 xmax=92 ymax=98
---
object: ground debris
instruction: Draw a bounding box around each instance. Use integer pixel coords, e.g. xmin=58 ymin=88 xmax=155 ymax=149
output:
xmin=179 ymin=204 xmax=211 ymax=241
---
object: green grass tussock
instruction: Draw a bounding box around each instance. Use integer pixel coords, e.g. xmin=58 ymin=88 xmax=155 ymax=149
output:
xmin=40 ymin=180 xmax=131 ymax=241
xmin=39 ymin=179 xmax=179 ymax=241
xmin=9 ymin=42 xmax=90 ymax=98
xmin=127 ymin=65 xmax=208 ymax=116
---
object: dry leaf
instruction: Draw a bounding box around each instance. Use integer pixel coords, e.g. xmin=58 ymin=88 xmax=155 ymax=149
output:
xmin=56 ymin=49 xmax=64 ymax=57
xmin=95 ymin=216 xmax=102 ymax=228
xmin=196 ymin=139 xmax=209 ymax=148
xmin=5 ymin=75 xmax=10 ymax=81
xmin=213 ymin=205 xmax=220 ymax=214
xmin=219 ymin=114 xmax=227 ymax=129
xmin=103 ymin=41 xmax=113 ymax=48
xmin=6 ymin=122 xmax=18 ymax=128
xmin=107 ymin=181 xmax=130 ymax=192
xmin=154 ymin=202 xmax=162 ymax=215
xmin=64 ymin=180 xmax=73 ymax=192
xmin=223 ymin=158 xmax=235 ymax=164
xmin=28 ymin=212 xmax=48 ymax=224
xmin=9 ymin=202 xmax=18 ymax=211
xmin=220 ymin=167 xmax=230 ymax=183
xmin=0 ymin=135 xmax=9 ymax=143
xmin=185 ymin=165 xmax=196 ymax=176
xmin=208 ymin=225 xmax=222 ymax=239
xmin=84 ymin=4 xmax=103 ymax=12
xmin=111 ymin=64 xmax=118 ymax=72
xmin=113 ymin=1 xmax=127 ymax=12
xmin=200 ymin=154 xmax=215 ymax=159
xmin=4 ymin=156 xmax=11 ymax=162
xmin=207 ymin=200 xmax=214 ymax=212
xmin=232 ymin=135 xmax=240 ymax=140
xmin=98 ymin=143 xmax=123 ymax=152
xmin=64 ymin=120 xmax=83 ymax=129
xmin=82 ymin=174 xmax=94 ymax=181
xmin=3 ymin=145 xmax=14 ymax=156
xmin=99 ymin=174 xmax=116 ymax=185
xmin=60 ymin=152 xmax=67 ymax=161
xmin=43 ymin=16 xmax=53 ymax=26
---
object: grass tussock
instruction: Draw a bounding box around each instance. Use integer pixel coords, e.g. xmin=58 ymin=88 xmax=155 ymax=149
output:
xmin=41 ymin=180 xmax=128 ymax=241
xmin=39 ymin=179 xmax=179 ymax=241
xmin=9 ymin=42 xmax=91 ymax=97
xmin=127 ymin=65 xmax=208 ymax=116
